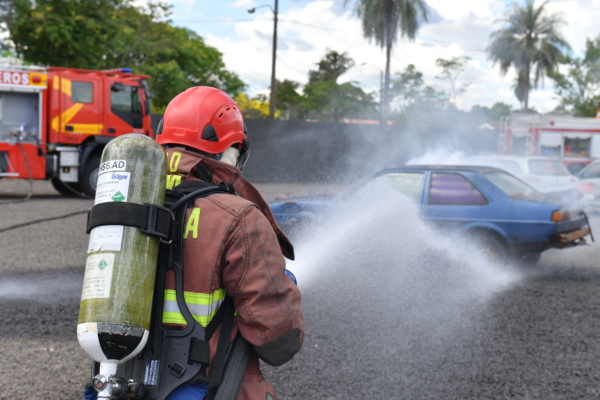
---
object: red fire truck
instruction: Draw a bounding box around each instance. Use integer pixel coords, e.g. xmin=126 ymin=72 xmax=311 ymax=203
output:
xmin=0 ymin=66 xmax=153 ymax=196
xmin=499 ymin=113 xmax=600 ymax=173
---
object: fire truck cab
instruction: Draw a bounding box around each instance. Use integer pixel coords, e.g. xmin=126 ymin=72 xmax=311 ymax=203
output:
xmin=0 ymin=66 xmax=152 ymax=196
xmin=499 ymin=113 xmax=600 ymax=174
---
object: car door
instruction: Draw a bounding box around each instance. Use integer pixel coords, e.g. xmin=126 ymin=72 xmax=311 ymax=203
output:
xmin=420 ymin=172 xmax=493 ymax=230
xmin=578 ymin=162 xmax=600 ymax=200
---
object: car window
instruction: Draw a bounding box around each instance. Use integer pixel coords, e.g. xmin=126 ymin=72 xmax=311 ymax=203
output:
xmin=528 ymin=160 xmax=570 ymax=176
xmin=483 ymin=171 xmax=538 ymax=198
xmin=428 ymin=173 xmax=487 ymax=205
xmin=370 ymin=172 xmax=425 ymax=201
xmin=581 ymin=163 xmax=600 ymax=179
xmin=487 ymin=159 xmax=522 ymax=175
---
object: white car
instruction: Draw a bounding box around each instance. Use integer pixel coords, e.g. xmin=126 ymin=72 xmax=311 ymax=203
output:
xmin=466 ymin=155 xmax=579 ymax=193
xmin=575 ymin=161 xmax=600 ymax=211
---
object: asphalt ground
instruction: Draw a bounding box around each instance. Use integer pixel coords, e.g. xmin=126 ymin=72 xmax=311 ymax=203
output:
xmin=2 ymin=179 xmax=600 ymax=399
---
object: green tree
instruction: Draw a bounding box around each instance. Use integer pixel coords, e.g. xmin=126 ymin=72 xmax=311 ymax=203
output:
xmin=3 ymin=0 xmax=245 ymax=110
xmin=276 ymin=79 xmax=302 ymax=120
xmin=346 ymin=0 xmax=428 ymax=121
xmin=302 ymin=80 xmax=376 ymax=122
xmin=308 ymin=49 xmax=355 ymax=84
xmin=548 ymin=37 xmax=600 ymax=117
xmin=487 ymin=0 xmax=569 ymax=111
xmin=390 ymin=64 xmax=446 ymax=112
xmin=435 ymin=56 xmax=470 ymax=104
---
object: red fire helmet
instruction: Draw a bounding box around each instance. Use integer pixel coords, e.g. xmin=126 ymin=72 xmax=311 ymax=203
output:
xmin=156 ymin=87 xmax=248 ymax=156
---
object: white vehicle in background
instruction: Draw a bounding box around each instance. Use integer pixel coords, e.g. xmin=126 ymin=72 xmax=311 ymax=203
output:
xmin=467 ymin=155 xmax=580 ymax=193
xmin=575 ymin=161 xmax=600 ymax=211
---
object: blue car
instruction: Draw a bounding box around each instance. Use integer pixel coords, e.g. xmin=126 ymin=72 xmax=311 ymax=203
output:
xmin=269 ymin=165 xmax=592 ymax=265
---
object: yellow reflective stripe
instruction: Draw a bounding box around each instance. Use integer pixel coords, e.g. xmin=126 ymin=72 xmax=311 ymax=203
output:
xmin=162 ymin=311 xmax=218 ymax=327
xmin=162 ymin=289 xmax=227 ymax=327
xmin=163 ymin=289 xmax=226 ymax=304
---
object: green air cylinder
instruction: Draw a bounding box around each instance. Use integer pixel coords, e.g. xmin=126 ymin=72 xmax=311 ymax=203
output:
xmin=77 ymin=134 xmax=167 ymax=373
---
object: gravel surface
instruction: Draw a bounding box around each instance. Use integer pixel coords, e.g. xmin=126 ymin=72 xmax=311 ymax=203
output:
xmin=2 ymin=180 xmax=600 ymax=399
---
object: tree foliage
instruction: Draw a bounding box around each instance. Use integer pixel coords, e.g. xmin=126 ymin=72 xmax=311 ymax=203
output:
xmin=308 ymin=49 xmax=355 ymax=84
xmin=347 ymin=0 xmax=427 ymax=120
xmin=487 ymin=0 xmax=569 ymax=111
xmin=234 ymin=93 xmax=277 ymax=119
xmin=302 ymin=80 xmax=376 ymax=122
xmin=3 ymin=0 xmax=245 ymax=111
xmin=390 ymin=64 xmax=447 ymax=116
xmin=548 ymin=37 xmax=600 ymax=117
xmin=435 ymin=56 xmax=470 ymax=104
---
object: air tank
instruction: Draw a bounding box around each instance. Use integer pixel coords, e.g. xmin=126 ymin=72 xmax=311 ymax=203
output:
xmin=77 ymin=134 xmax=167 ymax=382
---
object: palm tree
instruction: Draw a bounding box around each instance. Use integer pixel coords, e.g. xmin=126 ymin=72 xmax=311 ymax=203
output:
xmin=487 ymin=0 xmax=570 ymax=111
xmin=347 ymin=0 xmax=428 ymax=122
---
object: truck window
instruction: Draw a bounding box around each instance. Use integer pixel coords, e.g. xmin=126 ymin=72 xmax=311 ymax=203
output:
xmin=429 ymin=173 xmax=487 ymax=205
xmin=564 ymin=137 xmax=591 ymax=158
xmin=72 ymin=81 xmax=93 ymax=103
xmin=111 ymin=85 xmax=142 ymax=128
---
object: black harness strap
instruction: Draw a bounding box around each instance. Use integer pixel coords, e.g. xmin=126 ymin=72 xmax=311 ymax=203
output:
xmin=207 ymin=296 xmax=236 ymax=400
xmin=86 ymin=202 xmax=173 ymax=240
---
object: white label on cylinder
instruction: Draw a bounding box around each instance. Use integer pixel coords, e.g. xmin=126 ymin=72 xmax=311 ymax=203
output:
xmin=88 ymin=225 xmax=124 ymax=253
xmin=94 ymin=170 xmax=131 ymax=205
xmin=88 ymin=166 xmax=131 ymax=253
xmin=81 ymin=253 xmax=115 ymax=300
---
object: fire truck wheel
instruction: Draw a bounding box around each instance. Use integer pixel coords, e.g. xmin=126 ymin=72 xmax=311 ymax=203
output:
xmin=50 ymin=177 xmax=81 ymax=196
xmin=81 ymin=157 xmax=101 ymax=197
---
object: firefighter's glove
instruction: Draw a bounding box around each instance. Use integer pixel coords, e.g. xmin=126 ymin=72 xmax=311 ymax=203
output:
xmin=83 ymin=381 xmax=97 ymax=400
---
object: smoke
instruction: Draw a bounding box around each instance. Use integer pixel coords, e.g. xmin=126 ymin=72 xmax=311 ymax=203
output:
xmin=406 ymin=148 xmax=470 ymax=166
xmin=286 ymin=181 xmax=521 ymax=337
xmin=0 ymin=275 xmax=82 ymax=300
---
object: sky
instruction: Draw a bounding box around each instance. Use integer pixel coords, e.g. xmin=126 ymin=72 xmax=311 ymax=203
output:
xmin=164 ymin=0 xmax=600 ymax=113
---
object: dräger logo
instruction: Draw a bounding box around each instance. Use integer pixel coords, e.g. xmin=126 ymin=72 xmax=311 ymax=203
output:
xmin=99 ymin=160 xmax=126 ymax=173
xmin=111 ymin=174 xmax=128 ymax=181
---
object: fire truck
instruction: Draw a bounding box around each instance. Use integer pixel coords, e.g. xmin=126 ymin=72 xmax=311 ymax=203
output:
xmin=0 ymin=65 xmax=153 ymax=196
xmin=499 ymin=113 xmax=600 ymax=173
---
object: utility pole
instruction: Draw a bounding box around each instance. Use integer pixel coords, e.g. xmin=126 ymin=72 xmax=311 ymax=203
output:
xmin=248 ymin=0 xmax=278 ymax=119
xmin=269 ymin=0 xmax=278 ymax=119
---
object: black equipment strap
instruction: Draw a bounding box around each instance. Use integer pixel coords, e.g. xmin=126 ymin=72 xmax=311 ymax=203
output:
xmin=206 ymin=296 xmax=236 ymax=400
xmin=86 ymin=202 xmax=173 ymax=240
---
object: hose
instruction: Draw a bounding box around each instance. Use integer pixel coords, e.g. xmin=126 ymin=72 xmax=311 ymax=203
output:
xmin=0 ymin=209 xmax=88 ymax=234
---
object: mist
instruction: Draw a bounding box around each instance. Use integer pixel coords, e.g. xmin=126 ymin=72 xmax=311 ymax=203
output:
xmin=286 ymin=181 xmax=522 ymax=341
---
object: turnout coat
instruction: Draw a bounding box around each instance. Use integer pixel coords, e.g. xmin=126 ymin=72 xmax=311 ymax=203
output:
xmin=163 ymin=148 xmax=304 ymax=400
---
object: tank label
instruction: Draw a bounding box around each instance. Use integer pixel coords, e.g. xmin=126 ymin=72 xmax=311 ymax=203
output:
xmin=88 ymin=225 xmax=124 ymax=253
xmin=144 ymin=359 xmax=160 ymax=386
xmin=94 ymin=170 xmax=131 ymax=205
xmin=88 ymin=166 xmax=131 ymax=253
xmin=98 ymin=160 xmax=126 ymax=174
xmin=81 ymin=253 xmax=115 ymax=300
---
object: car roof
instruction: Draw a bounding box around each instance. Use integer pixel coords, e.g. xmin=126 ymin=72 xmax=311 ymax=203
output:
xmin=383 ymin=165 xmax=501 ymax=173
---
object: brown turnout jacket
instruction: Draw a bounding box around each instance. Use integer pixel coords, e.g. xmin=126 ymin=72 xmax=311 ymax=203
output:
xmin=163 ymin=148 xmax=304 ymax=400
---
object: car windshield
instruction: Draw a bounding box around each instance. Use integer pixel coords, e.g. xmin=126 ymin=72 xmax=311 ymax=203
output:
xmin=528 ymin=159 xmax=570 ymax=176
xmin=483 ymin=170 xmax=538 ymax=198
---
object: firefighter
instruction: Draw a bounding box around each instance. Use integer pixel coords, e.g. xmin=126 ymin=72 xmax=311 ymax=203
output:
xmin=158 ymin=86 xmax=304 ymax=400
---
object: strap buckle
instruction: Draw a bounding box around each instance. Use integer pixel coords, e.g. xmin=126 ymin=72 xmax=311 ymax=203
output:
xmin=139 ymin=203 xmax=174 ymax=243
